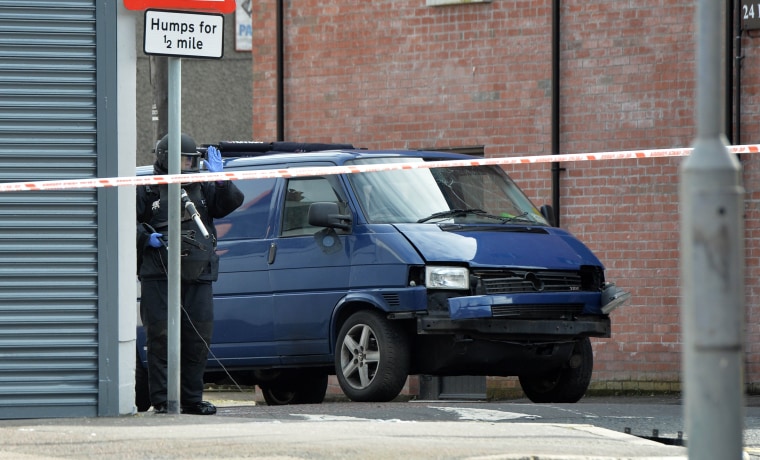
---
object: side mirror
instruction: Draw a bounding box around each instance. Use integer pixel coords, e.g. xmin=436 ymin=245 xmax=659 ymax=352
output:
xmin=308 ymin=202 xmax=352 ymax=231
xmin=539 ymin=204 xmax=556 ymax=227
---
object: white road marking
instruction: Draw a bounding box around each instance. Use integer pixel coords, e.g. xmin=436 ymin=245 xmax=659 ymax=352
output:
xmin=293 ymin=414 xmax=409 ymax=423
xmin=432 ymin=406 xmax=541 ymax=421
xmin=291 ymin=408 xmax=538 ymax=423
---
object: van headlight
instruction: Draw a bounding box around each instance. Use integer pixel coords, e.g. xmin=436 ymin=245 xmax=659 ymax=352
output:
xmin=425 ymin=266 xmax=469 ymax=290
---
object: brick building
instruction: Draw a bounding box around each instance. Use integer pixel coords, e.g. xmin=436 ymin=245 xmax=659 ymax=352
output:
xmin=248 ymin=0 xmax=760 ymax=393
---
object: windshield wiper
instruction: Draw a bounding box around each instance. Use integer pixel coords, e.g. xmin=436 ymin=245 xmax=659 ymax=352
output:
xmin=417 ymin=209 xmax=532 ymax=224
xmin=417 ymin=208 xmax=484 ymax=223
xmin=472 ymin=210 xmax=533 ymax=223
xmin=500 ymin=211 xmax=532 ymax=223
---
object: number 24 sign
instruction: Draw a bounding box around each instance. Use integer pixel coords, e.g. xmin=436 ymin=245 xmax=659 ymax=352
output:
xmin=743 ymin=0 xmax=760 ymax=31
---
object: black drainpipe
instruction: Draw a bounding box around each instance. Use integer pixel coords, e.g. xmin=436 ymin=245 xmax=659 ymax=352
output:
xmin=726 ymin=1 xmax=733 ymax=143
xmin=733 ymin=0 xmax=743 ymax=145
xmin=551 ymin=0 xmax=562 ymax=227
xmin=276 ymin=0 xmax=285 ymax=141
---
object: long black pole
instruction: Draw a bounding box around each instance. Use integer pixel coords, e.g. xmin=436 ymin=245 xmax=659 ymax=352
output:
xmin=550 ymin=0 xmax=561 ymax=227
xmin=276 ymin=0 xmax=284 ymax=141
xmin=726 ymin=0 xmax=734 ymax=143
xmin=734 ymin=0 xmax=742 ymax=145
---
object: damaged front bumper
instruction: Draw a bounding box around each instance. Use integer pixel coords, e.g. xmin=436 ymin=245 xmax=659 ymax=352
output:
xmin=416 ymin=282 xmax=630 ymax=340
xmin=417 ymin=315 xmax=612 ymax=339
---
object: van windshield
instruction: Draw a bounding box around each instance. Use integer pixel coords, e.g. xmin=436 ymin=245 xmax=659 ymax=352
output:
xmin=346 ymin=157 xmax=549 ymax=225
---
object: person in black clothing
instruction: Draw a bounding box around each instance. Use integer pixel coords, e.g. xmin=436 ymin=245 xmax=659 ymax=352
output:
xmin=136 ymin=133 xmax=244 ymax=415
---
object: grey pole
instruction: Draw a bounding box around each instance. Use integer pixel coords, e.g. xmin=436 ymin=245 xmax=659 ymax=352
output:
xmin=166 ymin=56 xmax=182 ymax=415
xmin=680 ymin=0 xmax=745 ymax=458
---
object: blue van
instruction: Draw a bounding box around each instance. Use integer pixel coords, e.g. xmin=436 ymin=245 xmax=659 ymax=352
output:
xmin=135 ymin=142 xmax=629 ymax=408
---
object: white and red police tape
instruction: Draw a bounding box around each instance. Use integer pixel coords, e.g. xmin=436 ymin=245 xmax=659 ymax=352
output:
xmin=3 ymin=144 xmax=758 ymax=192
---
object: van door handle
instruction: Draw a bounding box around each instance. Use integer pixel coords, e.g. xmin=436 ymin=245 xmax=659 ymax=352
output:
xmin=267 ymin=242 xmax=277 ymax=264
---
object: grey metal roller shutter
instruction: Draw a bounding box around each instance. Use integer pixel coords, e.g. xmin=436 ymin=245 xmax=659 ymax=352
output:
xmin=0 ymin=1 xmax=99 ymax=418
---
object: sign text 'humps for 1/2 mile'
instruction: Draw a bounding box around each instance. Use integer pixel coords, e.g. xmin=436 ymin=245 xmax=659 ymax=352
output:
xmin=143 ymin=9 xmax=224 ymax=59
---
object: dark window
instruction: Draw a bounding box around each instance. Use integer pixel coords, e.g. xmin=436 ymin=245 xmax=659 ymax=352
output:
xmin=215 ymin=178 xmax=277 ymax=240
xmin=280 ymin=176 xmax=347 ymax=237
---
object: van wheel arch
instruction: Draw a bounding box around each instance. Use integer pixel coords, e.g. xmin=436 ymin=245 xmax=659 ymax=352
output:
xmin=331 ymin=300 xmax=378 ymax=349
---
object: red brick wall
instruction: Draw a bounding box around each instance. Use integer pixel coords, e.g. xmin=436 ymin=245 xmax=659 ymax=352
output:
xmin=739 ymin=7 xmax=760 ymax=393
xmin=251 ymin=0 xmax=760 ymax=391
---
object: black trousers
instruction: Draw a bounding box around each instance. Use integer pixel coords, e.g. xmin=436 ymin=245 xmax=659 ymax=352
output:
xmin=140 ymin=279 xmax=214 ymax=407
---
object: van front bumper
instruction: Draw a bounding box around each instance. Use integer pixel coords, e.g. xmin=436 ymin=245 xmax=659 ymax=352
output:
xmin=416 ymin=315 xmax=611 ymax=340
xmin=417 ymin=291 xmax=612 ymax=339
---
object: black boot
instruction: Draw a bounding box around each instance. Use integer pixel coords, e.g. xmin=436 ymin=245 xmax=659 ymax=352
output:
xmin=181 ymin=401 xmax=216 ymax=415
xmin=153 ymin=403 xmax=167 ymax=414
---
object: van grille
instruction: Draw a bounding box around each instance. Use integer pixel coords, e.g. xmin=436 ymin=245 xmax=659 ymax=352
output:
xmin=491 ymin=304 xmax=585 ymax=319
xmin=474 ymin=269 xmax=582 ymax=294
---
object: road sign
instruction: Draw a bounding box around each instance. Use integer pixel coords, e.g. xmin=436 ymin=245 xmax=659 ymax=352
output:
xmin=124 ymin=0 xmax=236 ymax=14
xmin=144 ymin=9 xmax=224 ymax=59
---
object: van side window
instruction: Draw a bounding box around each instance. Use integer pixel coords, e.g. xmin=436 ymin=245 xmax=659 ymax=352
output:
xmin=215 ymin=178 xmax=276 ymax=240
xmin=281 ymin=176 xmax=346 ymax=237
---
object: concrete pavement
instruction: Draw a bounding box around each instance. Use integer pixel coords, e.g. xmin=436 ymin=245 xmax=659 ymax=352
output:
xmin=0 ymin=395 xmax=689 ymax=460
xmin=0 ymin=415 xmax=687 ymax=460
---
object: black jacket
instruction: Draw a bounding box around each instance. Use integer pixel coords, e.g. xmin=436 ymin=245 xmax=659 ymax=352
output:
xmin=136 ymin=167 xmax=244 ymax=282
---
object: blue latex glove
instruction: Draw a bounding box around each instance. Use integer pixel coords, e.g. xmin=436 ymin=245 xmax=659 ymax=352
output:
xmin=148 ymin=232 xmax=164 ymax=248
xmin=205 ymin=145 xmax=223 ymax=173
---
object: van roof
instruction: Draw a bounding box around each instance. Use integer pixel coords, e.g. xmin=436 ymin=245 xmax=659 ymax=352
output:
xmin=138 ymin=141 xmax=479 ymax=173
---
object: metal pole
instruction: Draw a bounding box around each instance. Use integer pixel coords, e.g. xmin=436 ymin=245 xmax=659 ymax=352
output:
xmin=166 ymin=56 xmax=182 ymax=415
xmin=680 ymin=1 xmax=745 ymax=458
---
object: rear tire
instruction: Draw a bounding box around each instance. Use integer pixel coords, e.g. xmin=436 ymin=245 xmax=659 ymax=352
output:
xmin=518 ymin=337 xmax=593 ymax=403
xmin=260 ymin=371 xmax=328 ymax=405
xmin=135 ymin=354 xmax=151 ymax=412
xmin=334 ymin=310 xmax=410 ymax=402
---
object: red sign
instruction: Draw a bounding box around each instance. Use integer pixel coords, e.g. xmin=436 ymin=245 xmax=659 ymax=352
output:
xmin=124 ymin=0 xmax=236 ymax=14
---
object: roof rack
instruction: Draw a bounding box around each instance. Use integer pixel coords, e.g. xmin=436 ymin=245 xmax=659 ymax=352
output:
xmin=200 ymin=141 xmax=355 ymax=158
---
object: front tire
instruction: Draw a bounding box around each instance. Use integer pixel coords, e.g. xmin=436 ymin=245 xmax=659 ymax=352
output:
xmin=518 ymin=337 xmax=593 ymax=403
xmin=334 ymin=310 xmax=410 ymax=402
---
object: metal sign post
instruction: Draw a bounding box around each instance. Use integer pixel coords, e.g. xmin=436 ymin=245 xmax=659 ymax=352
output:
xmin=131 ymin=0 xmax=230 ymax=414
xmin=165 ymin=57 xmax=182 ymax=415
xmin=681 ymin=0 xmax=745 ymax=458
